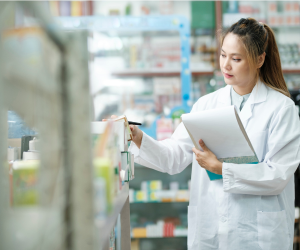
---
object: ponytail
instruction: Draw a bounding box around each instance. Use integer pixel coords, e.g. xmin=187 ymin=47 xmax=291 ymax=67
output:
xmin=259 ymin=24 xmax=290 ymax=97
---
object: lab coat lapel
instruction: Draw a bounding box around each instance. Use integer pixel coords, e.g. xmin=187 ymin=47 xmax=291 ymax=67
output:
xmin=217 ymin=85 xmax=231 ymax=108
xmin=239 ymin=80 xmax=268 ymax=128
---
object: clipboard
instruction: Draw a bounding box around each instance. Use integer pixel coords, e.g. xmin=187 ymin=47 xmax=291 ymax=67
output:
xmin=181 ymin=106 xmax=258 ymax=181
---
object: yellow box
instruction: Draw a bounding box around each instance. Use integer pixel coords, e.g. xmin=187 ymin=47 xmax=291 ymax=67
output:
xmin=132 ymin=228 xmax=147 ymax=238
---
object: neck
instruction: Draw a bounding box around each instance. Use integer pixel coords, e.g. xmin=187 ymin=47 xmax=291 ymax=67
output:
xmin=233 ymin=80 xmax=257 ymax=96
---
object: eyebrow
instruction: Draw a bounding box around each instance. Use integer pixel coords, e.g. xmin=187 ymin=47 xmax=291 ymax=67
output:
xmin=221 ymin=49 xmax=242 ymax=56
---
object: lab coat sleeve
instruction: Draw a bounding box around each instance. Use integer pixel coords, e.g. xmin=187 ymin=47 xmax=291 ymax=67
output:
xmin=223 ymin=104 xmax=300 ymax=195
xmin=129 ymin=121 xmax=194 ymax=175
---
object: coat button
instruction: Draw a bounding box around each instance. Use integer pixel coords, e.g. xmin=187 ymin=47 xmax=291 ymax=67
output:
xmin=221 ymin=216 xmax=227 ymax=223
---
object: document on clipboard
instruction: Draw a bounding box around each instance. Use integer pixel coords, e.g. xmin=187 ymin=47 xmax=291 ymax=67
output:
xmin=181 ymin=106 xmax=258 ymax=181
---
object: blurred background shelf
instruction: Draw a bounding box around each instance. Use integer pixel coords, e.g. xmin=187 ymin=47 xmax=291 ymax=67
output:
xmin=112 ymin=69 xmax=214 ymax=77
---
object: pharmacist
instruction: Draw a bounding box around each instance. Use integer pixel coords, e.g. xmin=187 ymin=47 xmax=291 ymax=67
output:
xmin=128 ymin=18 xmax=300 ymax=249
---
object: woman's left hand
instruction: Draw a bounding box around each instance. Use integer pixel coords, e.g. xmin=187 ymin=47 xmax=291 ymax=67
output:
xmin=192 ymin=139 xmax=223 ymax=175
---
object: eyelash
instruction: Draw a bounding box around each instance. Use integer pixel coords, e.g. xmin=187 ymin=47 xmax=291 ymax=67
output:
xmin=221 ymin=54 xmax=241 ymax=62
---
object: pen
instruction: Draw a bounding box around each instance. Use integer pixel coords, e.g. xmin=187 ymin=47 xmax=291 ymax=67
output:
xmin=128 ymin=121 xmax=142 ymax=126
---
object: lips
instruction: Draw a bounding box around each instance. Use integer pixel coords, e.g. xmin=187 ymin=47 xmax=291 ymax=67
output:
xmin=223 ymin=72 xmax=233 ymax=79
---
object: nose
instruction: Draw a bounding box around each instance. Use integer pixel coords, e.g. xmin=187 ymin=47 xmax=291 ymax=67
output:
xmin=222 ymin=57 xmax=232 ymax=72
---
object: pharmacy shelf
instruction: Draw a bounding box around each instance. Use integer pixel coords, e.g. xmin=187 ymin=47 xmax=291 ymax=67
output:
xmin=111 ymin=69 xmax=214 ymax=77
xmin=96 ymin=182 xmax=129 ymax=244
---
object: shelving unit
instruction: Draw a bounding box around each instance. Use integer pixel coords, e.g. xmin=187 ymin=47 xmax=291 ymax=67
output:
xmin=129 ymin=164 xmax=191 ymax=249
xmin=0 ymin=2 xmax=133 ymax=250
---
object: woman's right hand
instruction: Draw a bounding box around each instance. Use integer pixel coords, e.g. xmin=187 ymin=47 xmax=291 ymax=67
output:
xmin=129 ymin=124 xmax=143 ymax=149
xmin=103 ymin=115 xmax=143 ymax=149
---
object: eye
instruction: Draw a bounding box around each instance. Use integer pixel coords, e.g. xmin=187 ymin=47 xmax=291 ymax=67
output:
xmin=233 ymin=58 xmax=241 ymax=62
xmin=221 ymin=54 xmax=226 ymax=58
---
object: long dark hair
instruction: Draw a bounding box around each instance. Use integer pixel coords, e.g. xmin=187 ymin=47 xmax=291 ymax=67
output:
xmin=220 ymin=18 xmax=290 ymax=97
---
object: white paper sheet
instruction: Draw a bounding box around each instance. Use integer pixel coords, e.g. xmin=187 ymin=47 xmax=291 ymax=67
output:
xmin=181 ymin=106 xmax=254 ymax=159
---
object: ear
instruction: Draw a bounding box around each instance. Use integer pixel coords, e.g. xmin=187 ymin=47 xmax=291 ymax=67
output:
xmin=257 ymin=52 xmax=266 ymax=69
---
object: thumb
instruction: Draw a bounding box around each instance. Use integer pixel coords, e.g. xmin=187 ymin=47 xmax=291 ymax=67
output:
xmin=199 ymin=139 xmax=209 ymax=152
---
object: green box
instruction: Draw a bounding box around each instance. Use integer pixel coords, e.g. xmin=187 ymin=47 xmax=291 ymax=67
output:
xmin=191 ymin=1 xmax=216 ymax=29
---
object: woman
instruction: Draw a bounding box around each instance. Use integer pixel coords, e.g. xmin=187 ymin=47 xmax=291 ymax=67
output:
xmin=127 ymin=18 xmax=300 ymax=249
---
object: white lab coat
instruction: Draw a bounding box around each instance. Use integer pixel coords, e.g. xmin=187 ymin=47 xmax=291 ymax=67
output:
xmin=129 ymin=81 xmax=300 ymax=250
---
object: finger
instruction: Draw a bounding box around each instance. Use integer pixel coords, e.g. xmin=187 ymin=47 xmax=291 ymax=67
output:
xmin=192 ymin=147 xmax=197 ymax=154
xmin=199 ymin=139 xmax=209 ymax=152
xmin=102 ymin=119 xmax=107 ymax=121
xmin=192 ymin=147 xmax=202 ymax=155
xmin=129 ymin=125 xmax=135 ymax=132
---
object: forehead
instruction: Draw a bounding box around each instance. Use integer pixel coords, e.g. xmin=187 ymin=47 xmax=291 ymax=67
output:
xmin=222 ymin=33 xmax=246 ymax=55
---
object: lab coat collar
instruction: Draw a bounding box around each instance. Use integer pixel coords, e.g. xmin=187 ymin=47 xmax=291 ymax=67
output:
xmin=249 ymin=79 xmax=268 ymax=105
xmin=218 ymin=80 xmax=268 ymax=127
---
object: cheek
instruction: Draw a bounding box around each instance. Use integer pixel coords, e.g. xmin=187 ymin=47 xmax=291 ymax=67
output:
xmin=233 ymin=62 xmax=248 ymax=76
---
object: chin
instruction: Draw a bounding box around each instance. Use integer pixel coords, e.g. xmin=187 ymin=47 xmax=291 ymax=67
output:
xmin=223 ymin=78 xmax=236 ymax=86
